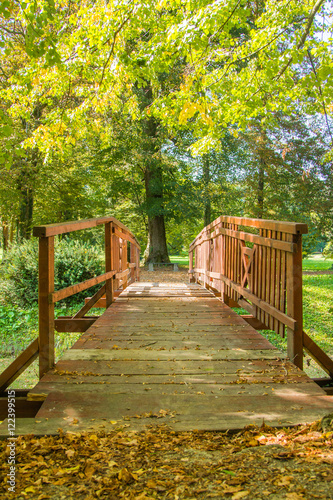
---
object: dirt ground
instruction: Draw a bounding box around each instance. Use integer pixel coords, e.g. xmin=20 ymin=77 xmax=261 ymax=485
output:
xmin=1 ymin=418 xmax=333 ymax=499
xmin=139 ymin=266 xmax=189 ymax=283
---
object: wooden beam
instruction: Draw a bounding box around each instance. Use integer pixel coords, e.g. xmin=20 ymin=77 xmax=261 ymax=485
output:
xmin=54 ymin=317 xmax=98 ymax=333
xmin=0 ymin=339 xmax=39 ymax=392
xmin=0 ymin=398 xmax=42 ymax=419
xmin=51 ymin=270 xmax=116 ymax=303
xmin=303 ymin=331 xmax=333 ymax=378
xmin=241 ymin=315 xmax=267 ymax=330
xmin=73 ymin=284 xmax=106 ymax=318
xmin=105 ymin=222 xmax=114 ymax=307
xmin=33 ymin=217 xmax=141 ymax=247
xmin=286 ymin=233 xmax=303 ymax=370
xmin=115 ymin=269 xmax=131 ymax=280
xmin=114 ymin=227 xmax=140 ymax=248
xmin=189 ymin=216 xmax=308 ymax=250
xmin=39 ymin=236 xmax=55 ymax=378
xmin=199 ymin=272 xmax=297 ymax=330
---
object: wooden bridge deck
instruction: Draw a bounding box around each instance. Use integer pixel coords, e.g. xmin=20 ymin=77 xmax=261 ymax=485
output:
xmin=2 ymin=282 xmax=332 ymax=436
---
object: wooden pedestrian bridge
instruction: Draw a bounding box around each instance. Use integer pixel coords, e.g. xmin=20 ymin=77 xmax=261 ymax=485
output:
xmin=0 ymin=216 xmax=332 ymax=436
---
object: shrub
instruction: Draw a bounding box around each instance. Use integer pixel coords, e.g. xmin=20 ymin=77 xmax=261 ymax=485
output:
xmin=323 ymin=241 xmax=333 ymax=260
xmin=0 ymin=238 xmax=104 ymax=307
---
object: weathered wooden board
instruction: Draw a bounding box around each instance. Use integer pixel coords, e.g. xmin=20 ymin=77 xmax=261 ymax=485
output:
xmin=0 ymin=281 xmax=331 ymax=437
xmin=61 ymin=348 xmax=285 ymax=361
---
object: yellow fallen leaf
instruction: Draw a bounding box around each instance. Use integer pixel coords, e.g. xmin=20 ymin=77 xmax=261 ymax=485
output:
xmin=232 ymin=491 xmax=250 ymax=500
xmin=65 ymin=449 xmax=75 ymax=459
xmin=25 ymin=486 xmax=36 ymax=493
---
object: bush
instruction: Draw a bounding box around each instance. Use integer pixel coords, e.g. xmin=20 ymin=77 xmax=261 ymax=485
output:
xmin=0 ymin=238 xmax=104 ymax=307
xmin=323 ymin=241 xmax=333 ymax=260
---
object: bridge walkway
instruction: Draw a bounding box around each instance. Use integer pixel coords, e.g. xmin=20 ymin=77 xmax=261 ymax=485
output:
xmin=2 ymin=282 xmax=332 ymax=436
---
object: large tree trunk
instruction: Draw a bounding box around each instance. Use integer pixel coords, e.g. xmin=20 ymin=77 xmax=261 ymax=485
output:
xmin=141 ymin=86 xmax=170 ymax=264
xmin=2 ymin=220 xmax=9 ymax=254
xmin=144 ymin=162 xmax=169 ymax=263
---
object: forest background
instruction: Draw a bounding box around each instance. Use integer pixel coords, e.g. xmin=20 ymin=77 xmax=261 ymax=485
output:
xmin=0 ymin=0 xmax=333 ymax=384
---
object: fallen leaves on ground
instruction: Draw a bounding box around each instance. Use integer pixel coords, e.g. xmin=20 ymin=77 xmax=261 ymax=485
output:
xmin=1 ymin=419 xmax=333 ymax=499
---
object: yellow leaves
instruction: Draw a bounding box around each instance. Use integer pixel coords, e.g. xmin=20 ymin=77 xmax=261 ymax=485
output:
xmin=232 ymin=491 xmax=250 ymax=500
xmin=27 ymin=393 xmax=47 ymax=401
xmin=178 ymin=102 xmax=213 ymax=127
xmin=118 ymin=467 xmax=137 ymax=483
xmin=24 ymin=486 xmax=36 ymax=494
xmin=65 ymin=449 xmax=75 ymax=459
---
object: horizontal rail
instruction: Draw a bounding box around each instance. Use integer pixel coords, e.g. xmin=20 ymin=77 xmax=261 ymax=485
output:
xmin=190 ymin=216 xmax=308 ymax=251
xmin=33 ymin=216 xmax=140 ymax=247
xmin=189 ymin=215 xmax=307 ymax=370
xmin=190 ymin=227 xmax=297 ymax=253
xmin=51 ymin=271 xmax=117 ymax=303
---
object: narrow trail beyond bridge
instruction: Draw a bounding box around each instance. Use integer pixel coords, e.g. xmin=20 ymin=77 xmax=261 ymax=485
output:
xmin=4 ymin=282 xmax=332 ymax=436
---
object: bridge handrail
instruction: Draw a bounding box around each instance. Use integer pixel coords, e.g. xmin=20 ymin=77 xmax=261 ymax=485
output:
xmin=0 ymin=217 xmax=140 ymax=392
xmin=189 ymin=216 xmax=307 ymax=368
xmin=189 ymin=216 xmax=333 ymax=378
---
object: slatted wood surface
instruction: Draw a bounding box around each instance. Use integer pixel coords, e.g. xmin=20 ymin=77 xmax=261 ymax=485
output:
xmin=1 ymin=282 xmax=332 ymax=436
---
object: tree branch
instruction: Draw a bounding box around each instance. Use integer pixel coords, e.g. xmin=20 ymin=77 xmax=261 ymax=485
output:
xmin=275 ymin=0 xmax=325 ymax=80
xmin=307 ymin=48 xmax=333 ymax=146
xmin=99 ymin=12 xmax=133 ymax=87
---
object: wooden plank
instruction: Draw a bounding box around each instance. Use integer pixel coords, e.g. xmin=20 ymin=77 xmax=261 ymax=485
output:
xmin=51 ymin=270 xmax=116 ymax=303
xmin=61 ymin=349 xmax=285 ymax=362
xmin=33 ymin=217 xmax=141 ymax=247
xmin=33 ymin=392 xmax=333 ymax=424
xmin=114 ymin=227 xmax=139 ymax=248
xmin=0 ymin=339 xmax=39 ymax=392
xmin=39 ymin=236 xmax=55 ymax=378
xmin=240 ymin=315 xmax=267 ymax=330
xmin=54 ymin=317 xmax=98 ymax=333
xmin=0 ymin=398 xmax=42 ymax=419
xmin=73 ymin=284 xmax=106 ymax=318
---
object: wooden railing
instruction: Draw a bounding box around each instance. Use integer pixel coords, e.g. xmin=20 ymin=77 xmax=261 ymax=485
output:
xmin=0 ymin=217 xmax=140 ymax=392
xmin=189 ymin=216 xmax=333 ymax=378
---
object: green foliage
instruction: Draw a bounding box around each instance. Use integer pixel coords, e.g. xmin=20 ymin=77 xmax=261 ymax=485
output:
xmin=54 ymin=239 xmax=104 ymax=305
xmin=0 ymin=238 xmax=104 ymax=307
xmin=323 ymin=241 xmax=333 ymax=260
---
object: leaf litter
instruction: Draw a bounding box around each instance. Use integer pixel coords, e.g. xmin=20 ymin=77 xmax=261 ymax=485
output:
xmin=1 ymin=416 xmax=333 ymax=499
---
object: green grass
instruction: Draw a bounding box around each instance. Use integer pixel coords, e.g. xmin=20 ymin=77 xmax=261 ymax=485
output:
xmin=302 ymin=253 xmax=333 ymax=271
xmin=169 ymin=255 xmax=189 ymax=267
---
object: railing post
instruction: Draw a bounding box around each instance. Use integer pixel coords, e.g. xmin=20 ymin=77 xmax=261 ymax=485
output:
xmin=130 ymin=243 xmax=136 ymax=282
xmin=38 ymin=236 xmax=55 ymax=378
xmin=122 ymin=239 xmax=128 ymax=290
xmin=136 ymin=247 xmax=140 ymax=281
xmin=189 ymin=250 xmax=195 ymax=283
xmin=105 ymin=222 xmax=114 ymax=307
xmin=286 ymin=232 xmax=303 ymax=370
